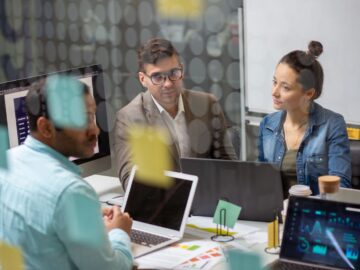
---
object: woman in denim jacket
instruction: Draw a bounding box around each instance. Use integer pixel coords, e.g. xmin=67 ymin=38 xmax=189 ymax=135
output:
xmin=258 ymin=41 xmax=351 ymax=196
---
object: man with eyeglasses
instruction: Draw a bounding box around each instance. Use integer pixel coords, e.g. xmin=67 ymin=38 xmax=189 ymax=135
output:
xmin=115 ymin=38 xmax=237 ymax=189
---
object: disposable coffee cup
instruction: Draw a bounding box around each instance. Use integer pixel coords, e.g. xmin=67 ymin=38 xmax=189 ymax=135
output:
xmin=288 ymin=184 xmax=312 ymax=197
xmin=318 ymin=175 xmax=340 ymax=195
xmin=283 ymin=185 xmax=312 ymax=225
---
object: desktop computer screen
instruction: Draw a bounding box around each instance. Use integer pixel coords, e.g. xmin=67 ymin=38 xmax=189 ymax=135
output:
xmin=0 ymin=65 xmax=111 ymax=177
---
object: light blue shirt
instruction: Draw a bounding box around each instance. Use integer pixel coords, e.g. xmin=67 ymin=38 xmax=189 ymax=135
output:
xmin=0 ymin=136 xmax=133 ymax=270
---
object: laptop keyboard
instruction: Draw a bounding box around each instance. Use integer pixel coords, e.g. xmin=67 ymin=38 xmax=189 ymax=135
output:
xmin=269 ymin=260 xmax=324 ymax=270
xmin=130 ymin=229 xmax=171 ymax=247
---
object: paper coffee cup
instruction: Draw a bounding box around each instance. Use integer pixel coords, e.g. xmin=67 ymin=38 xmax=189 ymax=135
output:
xmin=289 ymin=185 xmax=312 ymax=197
xmin=318 ymin=175 xmax=340 ymax=194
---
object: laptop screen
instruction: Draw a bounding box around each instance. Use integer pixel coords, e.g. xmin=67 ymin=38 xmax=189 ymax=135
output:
xmin=123 ymin=173 xmax=193 ymax=231
xmin=281 ymin=196 xmax=360 ymax=269
xmin=180 ymin=158 xmax=283 ymax=221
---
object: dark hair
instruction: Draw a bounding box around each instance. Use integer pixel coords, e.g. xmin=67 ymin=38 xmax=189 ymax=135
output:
xmin=137 ymin=38 xmax=180 ymax=72
xmin=26 ymin=78 xmax=90 ymax=132
xmin=279 ymin=41 xmax=324 ymax=99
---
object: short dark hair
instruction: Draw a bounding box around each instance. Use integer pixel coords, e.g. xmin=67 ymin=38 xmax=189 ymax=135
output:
xmin=279 ymin=41 xmax=324 ymax=99
xmin=137 ymin=38 xmax=180 ymax=72
xmin=26 ymin=78 xmax=90 ymax=132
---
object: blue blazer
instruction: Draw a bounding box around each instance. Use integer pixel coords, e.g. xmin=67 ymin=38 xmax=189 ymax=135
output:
xmin=258 ymin=102 xmax=351 ymax=195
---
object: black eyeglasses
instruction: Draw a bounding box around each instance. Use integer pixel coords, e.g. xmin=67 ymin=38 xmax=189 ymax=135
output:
xmin=144 ymin=67 xmax=183 ymax=85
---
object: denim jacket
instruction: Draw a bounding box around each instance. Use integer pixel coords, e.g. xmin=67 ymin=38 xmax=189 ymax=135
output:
xmin=258 ymin=102 xmax=351 ymax=195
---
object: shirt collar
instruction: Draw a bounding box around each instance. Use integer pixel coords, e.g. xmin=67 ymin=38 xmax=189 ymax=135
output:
xmin=24 ymin=135 xmax=82 ymax=175
xmin=151 ymin=94 xmax=185 ymax=116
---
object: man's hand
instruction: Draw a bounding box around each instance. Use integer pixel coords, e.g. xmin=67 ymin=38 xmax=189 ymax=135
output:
xmin=102 ymin=207 xmax=113 ymax=219
xmin=103 ymin=206 xmax=132 ymax=236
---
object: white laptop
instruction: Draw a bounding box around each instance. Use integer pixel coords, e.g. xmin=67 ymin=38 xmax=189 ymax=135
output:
xmin=122 ymin=166 xmax=198 ymax=258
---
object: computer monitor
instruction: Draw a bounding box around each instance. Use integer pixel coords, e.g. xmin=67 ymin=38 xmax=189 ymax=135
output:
xmin=0 ymin=64 xmax=111 ymax=177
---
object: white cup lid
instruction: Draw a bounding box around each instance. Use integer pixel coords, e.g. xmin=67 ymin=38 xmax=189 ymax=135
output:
xmin=289 ymin=184 xmax=312 ymax=196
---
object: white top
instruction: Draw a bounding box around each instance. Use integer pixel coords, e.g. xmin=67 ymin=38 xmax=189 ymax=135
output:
xmin=151 ymin=94 xmax=191 ymax=157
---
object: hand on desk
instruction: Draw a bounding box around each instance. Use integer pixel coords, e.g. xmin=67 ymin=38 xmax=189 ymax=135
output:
xmin=102 ymin=206 xmax=133 ymax=236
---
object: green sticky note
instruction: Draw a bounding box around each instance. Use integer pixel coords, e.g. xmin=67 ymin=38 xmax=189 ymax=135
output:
xmin=46 ymin=75 xmax=87 ymax=129
xmin=226 ymin=249 xmax=263 ymax=270
xmin=64 ymin=193 xmax=104 ymax=247
xmin=213 ymin=200 xmax=241 ymax=229
xmin=0 ymin=126 xmax=9 ymax=169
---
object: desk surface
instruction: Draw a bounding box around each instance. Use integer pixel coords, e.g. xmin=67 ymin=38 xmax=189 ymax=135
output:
xmin=186 ymin=220 xmax=278 ymax=270
xmin=84 ymin=174 xmax=123 ymax=195
xmin=84 ymin=175 xmax=278 ymax=269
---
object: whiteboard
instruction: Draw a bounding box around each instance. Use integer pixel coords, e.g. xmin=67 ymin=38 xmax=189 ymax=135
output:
xmin=244 ymin=0 xmax=360 ymax=125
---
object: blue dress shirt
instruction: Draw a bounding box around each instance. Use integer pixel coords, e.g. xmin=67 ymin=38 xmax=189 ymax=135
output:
xmin=258 ymin=102 xmax=351 ymax=195
xmin=0 ymin=136 xmax=133 ymax=270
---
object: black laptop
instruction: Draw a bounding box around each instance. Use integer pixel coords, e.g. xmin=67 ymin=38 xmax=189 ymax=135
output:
xmin=269 ymin=196 xmax=360 ymax=270
xmin=180 ymin=158 xmax=283 ymax=222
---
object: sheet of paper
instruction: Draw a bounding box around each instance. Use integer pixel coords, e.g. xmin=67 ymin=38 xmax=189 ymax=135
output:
xmin=187 ymin=216 xmax=260 ymax=237
xmin=175 ymin=246 xmax=224 ymax=270
xmin=136 ymin=240 xmax=219 ymax=269
xmin=0 ymin=126 xmax=9 ymax=169
xmin=243 ymin=231 xmax=268 ymax=245
xmin=0 ymin=241 xmax=24 ymax=270
xmin=128 ymin=125 xmax=172 ymax=188
xmin=213 ymin=200 xmax=241 ymax=229
xmin=185 ymin=226 xmax=215 ymax=239
xmin=46 ymin=75 xmax=87 ymax=129
xmin=223 ymin=241 xmax=251 ymax=252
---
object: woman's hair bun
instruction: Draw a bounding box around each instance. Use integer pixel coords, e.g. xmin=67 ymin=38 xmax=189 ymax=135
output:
xmin=308 ymin=41 xmax=323 ymax=58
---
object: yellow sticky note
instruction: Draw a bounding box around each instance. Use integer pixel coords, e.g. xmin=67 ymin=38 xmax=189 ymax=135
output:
xmin=156 ymin=0 xmax=203 ymax=19
xmin=0 ymin=241 xmax=24 ymax=270
xmin=267 ymin=219 xmax=279 ymax=248
xmin=347 ymin=127 xmax=360 ymax=140
xmin=128 ymin=125 xmax=172 ymax=188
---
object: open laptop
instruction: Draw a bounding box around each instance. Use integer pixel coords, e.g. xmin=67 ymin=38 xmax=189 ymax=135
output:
xmin=269 ymin=196 xmax=360 ymax=270
xmin=122 ymin=166 xmax=198 ymax=258
xmin=180 ymin=158 xmax=283 ymax=222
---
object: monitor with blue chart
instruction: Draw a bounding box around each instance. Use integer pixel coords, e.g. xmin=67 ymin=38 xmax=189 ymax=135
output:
xmin=269 ymin=196 xmax=360 ymax=270
xmin=0 ymin=65 xmax=111 ymax=177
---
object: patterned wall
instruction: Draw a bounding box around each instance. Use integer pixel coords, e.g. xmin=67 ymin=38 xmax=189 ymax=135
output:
xmin=0 ymin=0 xmax=242 ymax=156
